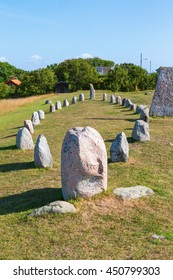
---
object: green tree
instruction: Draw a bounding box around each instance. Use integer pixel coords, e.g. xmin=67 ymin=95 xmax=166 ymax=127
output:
xmin=55 ymin=59 xmax=99 ymax=91
xmin=85 ymin=57 xmax=115 ymax=67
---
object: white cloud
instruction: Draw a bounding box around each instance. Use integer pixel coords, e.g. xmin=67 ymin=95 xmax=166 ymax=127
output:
xmin=0 ymin=56 xmax=7 ymax=62
xmin=30 ymin=54 xmax=42 ymax=62
xmin=81 ymin=53 xmax=93 ymax=59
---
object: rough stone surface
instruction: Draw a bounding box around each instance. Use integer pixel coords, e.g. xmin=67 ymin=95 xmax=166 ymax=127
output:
xmin=130 ymin=103 xmax=136 ymax=111
xmin=125 ymin=98 xmax=132 ymax=108
xmin=24 ymin=120 xmax=34 ymax=134
xmin=61 ymin=126 xmax=107 ymax=200
xmin=38 ymin=110 xmax=45 ymax=120
xmin=72 ymin=96 xmax=77 ymax=104
xmin=29 ymin=201 xmax=76 ymax=216
xmin=34 ymin=135 xmax=53 ymax=168
xmin=110 ymin=95 xmax=115 ymax=104
xmin=16 ymin=127 xmax=34 ymax=150
xmin=113 ymin=186 xmax=154 ymax=200
xmin=103 ymin=93 xmax=107 ymax=101
xmin=122 ymin=98 xmax=127 ymax=106
xmin=55 ymin=101 xmax=62 ymax=110
xmin=110 ymin=132 xmax=129 ymax=162
xmin=151 ymin=234 xmax=166 ymax=240
xmin=136 ymin=105 xmax=146 ymax=114
xmin=31 ymin=112 xmax=40 ymax=126
xmin=45 ymin=100 xmax=52 ymax=104
xmin=63 ymin=99 xmax=69 ymax=107
xmin=50 ymin=103 xmax=55 ymax=112
xmin=116 ymin=96 xmax=122 ymax=105
xmin=79 ymin=93 xmax=85 ymax=101
xmin=140 ymin=107 xmax=150 ymax=123
xmin=132 ymin=120 xmax=150 ymax=141
xmin=150 ymin=67 xmax=173 ymax=116
xmin=90 ymin=84 xmax=95 ymax=100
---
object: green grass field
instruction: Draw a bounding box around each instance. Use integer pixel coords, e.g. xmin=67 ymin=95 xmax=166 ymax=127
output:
xmin=0 ymin=90 xmax=173 ymax=260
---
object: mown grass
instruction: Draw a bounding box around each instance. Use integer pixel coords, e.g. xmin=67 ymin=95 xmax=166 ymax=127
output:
xmin=0 ymin=90 xmax=173 ymax=260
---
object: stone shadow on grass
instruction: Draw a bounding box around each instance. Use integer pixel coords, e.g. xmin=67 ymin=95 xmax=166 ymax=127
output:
xmin=0 ymin=145 xmax=17 ymax=151
xmin=0 ymin=188 xmax=63 ymax=215
xmin=0 ymin=161 xmax=34 ymax=172
xmin=1 ymin=134 xmax=17 ymax=139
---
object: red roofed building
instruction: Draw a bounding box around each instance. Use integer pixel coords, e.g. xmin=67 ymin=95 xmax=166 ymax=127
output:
xmin=6 ymin=77 xmax=21 ymax=87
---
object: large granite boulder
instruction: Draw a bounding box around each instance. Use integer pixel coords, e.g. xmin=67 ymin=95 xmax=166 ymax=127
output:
xmin=113 ymin=186 xmax=154 ymax=200
xmin=110 ymin=132 xmax=129 ymax=162
xmin=31 ymin=112 xmax=40 ymax=126
xmin=110 ymin=95 xmax=115 ymax=104
xmin=61 ymin=126 xmax=107 ymax=200
xmin=116 ymin=96 xmax=122 ymax=105
xmin=50 ymin=103 xmax=55 ymax=112
xmin=90 ymin=84 xmax=95 ymax=100
xmin=103 ymin=93 xmax=107 ymax=101
xmin=140 ymin=107 xmax=150 ymax=123
xmin=16 ymin=127 xmax=34 ymax=150
xmin=24 ymin=120 xmax=34 ymax=134
xmin=150 ymin=67 xmax=173 ymax=116
xmin=72 ymin=96 xmax=77 ymax=104
xmin=34 ymin=135 xmax=53 ymax=168
xmin=63 ymin=99 xmax=69 ymax=107
xmin=132 ymin=120 xmax=150 ymax=141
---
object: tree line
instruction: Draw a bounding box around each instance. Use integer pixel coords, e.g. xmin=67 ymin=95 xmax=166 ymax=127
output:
xmin=0 ymin=57 xmax=158 ymax=98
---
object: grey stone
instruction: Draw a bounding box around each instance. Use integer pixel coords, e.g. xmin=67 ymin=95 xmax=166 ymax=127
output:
xmin=90 ymin=84 xmax=95 ymax=100
xmin=145 ymin=91 xmax=152 ymax=95
xmin=63 ymin=99 xmax=69 ymax=107
xmin=72 ymin=96 xmax=77 ymax=104
xmin=31 ymin=112 xmax=40 ymax=126
xmin=125 ymin=98 xmax=132 ymax=108
xmin=45 ymin=100 xmax=52 ymax=104
xmin=113 ymin=185 xmax=154 ymax=200
xmin=132 ymin=120 xmax=150 ymax=141
xmin=140 ymin=107 xmax=150 ymax=123
xmin=55 ymin=101 xmax=62 ymax=110
xmin=110 ymin=95 xmax=115 ymax=104
xmin=151 ymin=234 xmax=166 ymax=240
xmin=136 ymin=105 xmax=146 ymax=114
xmin=16 ymin=127 xmax=34 ymax=150
xmin=38 ymin=110 xmax=45 ymax=120
xmin=103 ymin=93 xmax=107 ymax=101
xmin=110 ymin=132 xmax=129 ymax=162
xmin=61 ymin=126 xmax=107 ymax=200
xmin=79 ymin=93 xmax=85 ymax=101
xmin=150 ymin=67 xmax=173 ymax=116
xmin=50 ymin=103 xmax=55 ymax=112
xmin=116 ymin=96 xmax=122 ymax=105
xmin=122 ymin=98 xmax=127 ymax=106
xmin=130 ymin=103 xmax=136 ymax=111
xmin=24 ymin=120 xmax=34 ymax=134
xmin=34 ymin=135 xmax=53 ymax=168
xmin=29 ymin=201 xmax=76 ymax=216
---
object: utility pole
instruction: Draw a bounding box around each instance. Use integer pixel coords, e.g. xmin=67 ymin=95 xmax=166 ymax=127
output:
xmin=150 ymin=61 xmax=152 ymax=73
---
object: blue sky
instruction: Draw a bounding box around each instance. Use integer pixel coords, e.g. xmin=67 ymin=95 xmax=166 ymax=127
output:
xmin=0 ymin=0 xmax=173 ymax=72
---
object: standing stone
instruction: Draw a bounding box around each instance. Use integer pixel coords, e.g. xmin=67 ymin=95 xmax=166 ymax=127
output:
xmin=55 ymin=101 xmax=62 ymax=110
xmin=31 ymin=112 xmax=40 ymax=126
xmin=132 ymin=120 xmax=150 ymax=141
xmin=72 ymin=96 xmax=77 ymax=104
xmin=136 ymin=104 xmax=146 ymax=114
xmin=38 ymin=110 xmax=45 ymax=120
xmin=140 ymin=107 xmax=150 ymax=123
xmin=130 ymin=103 xmax=136 ymax=111
xmin=45 ymin=100 xmax=52 ymax=104
xmin=90 ymin=83 xmax=95 ymax=100
xmin=34 ymin=135 xmax=53 ymax=168
xmin=110 ymin=132 xmax=129 ymax=162
xmin=50 ymin=103 xmax=55 ymax=112
xmin=16 ymin=127 xmax=34 ymax=150
xmin=116 ymin=96 xmax=122 ymax=105
xmin=61 ymin=126 xmax=107 ymax=200
xmin=110 ymin=95 xmax=115 ymax=104
xmin=79 ymin=93 xmax=85 ymax=101
xmin=63 ymin=99 xmax=69 ymax=107
xmin=122 ymin=98 xmax=127 ymax=106
xmin=150 ymin=67 xmax=173 ymax=116
xmin=103 ymin=93 xmax=107 ymax=101
xmin=24 ymin=120 xmax=34 ymax=134
xmin=125 ymin=98 xmax=132 ymax=108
